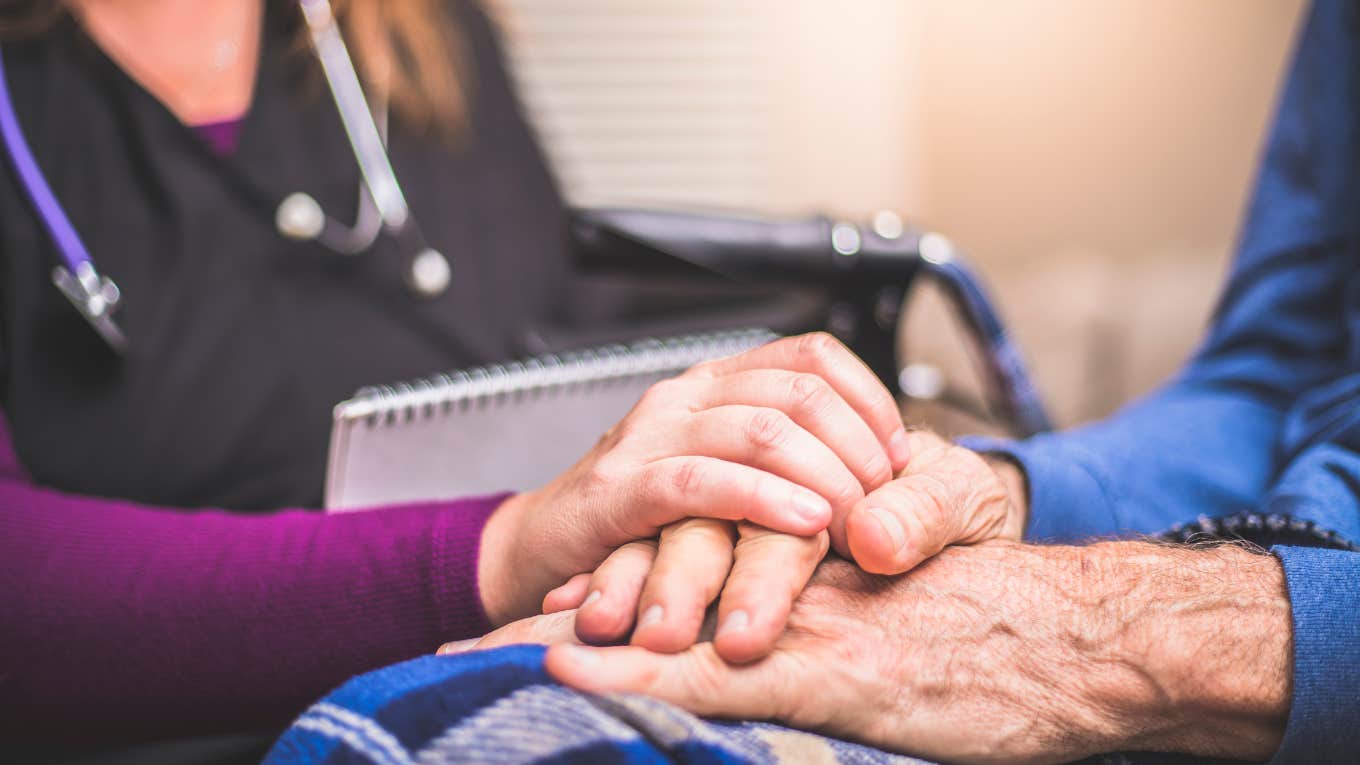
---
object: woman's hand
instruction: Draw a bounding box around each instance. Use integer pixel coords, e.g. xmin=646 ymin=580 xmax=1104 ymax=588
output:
xmin=537 ymin=519 xmax=828 ymax=663
xmin=476 ymin=333 xmax=910 ymax=625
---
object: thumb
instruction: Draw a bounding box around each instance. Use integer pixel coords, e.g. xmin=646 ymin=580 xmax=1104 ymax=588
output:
xmin=545 ymin=643 xmax=780 ymax=721
xmin=844 ymin=477 xmax=954 ymax=574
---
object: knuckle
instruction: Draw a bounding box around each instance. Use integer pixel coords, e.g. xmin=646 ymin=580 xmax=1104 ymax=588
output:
xmin=787 ymin=373 xmax=833 ymax=416
xmin=666 ymin=459 xmax=709 ymax=498
xmin=583 ymin=455 xmax=626 ymax=492
xmin=605 ymin=417 xmax=640 ymax=449
xmin=794 ymin=331 xmax=844 ymax=363
xmin=862 ymin=450 xmax=892 ymax=485
xmin=665 ymin=517 xmax=734 ymax=546
xmin=637 ymin=378 xmax=680 ymax=410
xmin=673 ymin=650 xmax=728 ymax=700
xmin=618 ymin=538 xmax=659 ymax=562
xmin=685 ymin=359 xmax=719 ymax=379
xmin=742 ymin=470 xmax=773 ymax=510
xmin=910 ymin=477 xmax=953 ymax=541
xmin=829 ymin=476 xmax=866 ymax=509
xmin=745 ymin=408 xmax=791 ymax=450
xmin=531 ymin=611 xmax=576 ymax=643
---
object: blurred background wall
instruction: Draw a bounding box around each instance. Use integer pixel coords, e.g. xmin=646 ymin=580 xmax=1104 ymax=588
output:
xmin=495 ymin=0 xmax=1306 ymax=430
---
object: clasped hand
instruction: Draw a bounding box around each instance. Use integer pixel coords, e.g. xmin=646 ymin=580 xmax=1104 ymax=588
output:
xmin=464 ymin=332 xmax=1026 ymax=663
xmin=449 ymin=334 xmax=1291 ymax=765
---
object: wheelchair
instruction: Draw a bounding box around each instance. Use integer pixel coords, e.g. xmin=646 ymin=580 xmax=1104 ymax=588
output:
xmin=553 ymin=206 xmax=1052 ymax=439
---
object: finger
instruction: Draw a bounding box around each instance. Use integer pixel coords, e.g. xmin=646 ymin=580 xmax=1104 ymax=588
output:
xmin=543 ymin=573 xmax=592 ymax=614
xmin=545 ymin=642 xmax=781 ymax=721
xmin=691 ymin=368 xmax=893 ymax=492
xmin=846 ymin=432 xmax=1013 ymax=574
xmin=845 ymin=475 xmax=954 ymax=574
xmin=574 ymin=540 xmax=658 ymax=644
xmin=439 ymin=609 xmax=579 ymax=654
xmin=630 ymin=519 xmax=736 ymax=653
xmin=676 ymin=405 xmax=865 ymax=518
xmin=713 ymin=524 xmax=828 ymax=664
xmin=688 ymin=332 xmax=910 ymax=472
xmin=631 ymin=456 xmax=832 ymax=537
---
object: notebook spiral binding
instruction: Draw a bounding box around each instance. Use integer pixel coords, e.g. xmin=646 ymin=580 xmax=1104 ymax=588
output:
xmin=336 ymin=327 xmax=780 ymax=428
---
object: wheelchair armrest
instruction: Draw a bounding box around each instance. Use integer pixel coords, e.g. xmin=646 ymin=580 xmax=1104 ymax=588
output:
xmin=568 ymin=206 xmax=921 ymax=285
xmin=564 ymin=206 xmax=1052 ymax=437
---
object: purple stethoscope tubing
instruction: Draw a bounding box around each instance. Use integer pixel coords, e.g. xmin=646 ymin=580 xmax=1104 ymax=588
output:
xmin=0 ymin=0 xmax=451 ymax=342
xmin=0 ymin=48 xmax=93 ymax=276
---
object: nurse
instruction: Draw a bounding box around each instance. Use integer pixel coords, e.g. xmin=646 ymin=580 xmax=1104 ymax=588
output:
xmin=0 ymin=0 xmax=911 ymax=747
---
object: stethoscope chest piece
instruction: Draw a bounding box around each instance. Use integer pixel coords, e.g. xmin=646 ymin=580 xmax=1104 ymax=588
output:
xmin=52 ymin=261 xmax=128 ymax=351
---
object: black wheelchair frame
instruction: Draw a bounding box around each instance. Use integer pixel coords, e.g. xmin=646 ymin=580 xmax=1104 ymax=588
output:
xmin=563 ymin=207 xmax=1052 ymax=438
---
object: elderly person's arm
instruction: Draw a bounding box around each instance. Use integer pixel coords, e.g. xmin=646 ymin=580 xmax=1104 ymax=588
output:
xmin=810 ymin=0 xmax=1360 ymax=572
xmin=960 ymin=0 xmax=1359 ymax=545
xmin=475 ymin=541 xmax=1314 ymax=764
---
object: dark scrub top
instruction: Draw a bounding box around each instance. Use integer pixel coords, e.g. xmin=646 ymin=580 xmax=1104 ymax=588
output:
xmin=0 ymin=1 xmax=570 ymax=510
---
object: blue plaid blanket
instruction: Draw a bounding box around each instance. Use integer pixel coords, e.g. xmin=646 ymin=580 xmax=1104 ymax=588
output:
xmin=262 ymin=645 xmax=930 ymax=765
xmin=264 ymin=646 xmax=1219 ymax=765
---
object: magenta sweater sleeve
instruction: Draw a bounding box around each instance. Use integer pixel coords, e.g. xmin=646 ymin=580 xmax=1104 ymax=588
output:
xmin=0 ymin=414 xmax=505 ymax=739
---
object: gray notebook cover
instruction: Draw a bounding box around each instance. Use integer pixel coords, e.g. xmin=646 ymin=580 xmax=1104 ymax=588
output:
xmin=325 ymin=329 xmax=778 ymax=511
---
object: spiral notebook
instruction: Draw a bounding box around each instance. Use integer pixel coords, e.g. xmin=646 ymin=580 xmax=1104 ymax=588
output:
xmin=324 ymin=328 xmax=779 ymax=510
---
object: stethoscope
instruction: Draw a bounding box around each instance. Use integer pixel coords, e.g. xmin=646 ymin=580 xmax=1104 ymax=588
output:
xmin=0 ymin=0 xmax=453 ymax=354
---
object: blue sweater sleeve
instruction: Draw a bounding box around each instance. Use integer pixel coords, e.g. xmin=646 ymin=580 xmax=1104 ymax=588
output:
xmin=963 ymin=0 xmax=1359 ymax=543
xmin=1264 ymin=446 xmax=1360 ymax=764
xmin=963 ymin=1 xmax=1360 ymax=759
xmin=1269 ymin=547 xmax=1359 ymax=765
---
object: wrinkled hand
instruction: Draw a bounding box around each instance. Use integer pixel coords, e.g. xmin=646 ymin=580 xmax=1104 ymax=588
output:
xmin=841 ymin=430 xmax=1028 ymax=574
xmin=484 ymin=541 xmax=1290 ymax=765
xmin=466 ymin=544 xmax=1106 ymax=763
xmin=477 ymin=333 xmax=910 ymax=625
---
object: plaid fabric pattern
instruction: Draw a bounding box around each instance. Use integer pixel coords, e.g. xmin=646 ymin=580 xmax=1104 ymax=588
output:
xmin=263 ymin=645 xmax=931 ymax=765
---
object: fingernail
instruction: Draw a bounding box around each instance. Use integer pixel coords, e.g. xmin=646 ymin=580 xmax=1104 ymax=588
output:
xmin=792 ymin=490 xmax=831 ymax=523
xmin=717 ymin=609 xmax=749 ymax=636
xmin=583 ymin=590 xmax=602 ymax=608
xmin=888 ymin=429 xmax=911 ymax=467
xmin=867 ymin=507 xmax=907 ymax=553
xmin=559 ymin=644 xmax=601 ymax=666
xmin=639 ymin=604 xmax=664 ymax=628
xmin=437 ymin=638 xmax=480 ymax=655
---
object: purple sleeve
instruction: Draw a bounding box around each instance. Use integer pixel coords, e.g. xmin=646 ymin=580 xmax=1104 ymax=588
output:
xmin=0 ymin=414 xmax=506 ymax=740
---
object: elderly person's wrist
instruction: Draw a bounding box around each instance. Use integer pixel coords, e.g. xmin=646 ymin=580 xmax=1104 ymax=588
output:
xmin=1073 ymin=541 xmax=1291 ymax=761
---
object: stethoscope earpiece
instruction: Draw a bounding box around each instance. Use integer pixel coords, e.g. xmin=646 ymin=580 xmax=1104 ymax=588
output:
xmin=276 ymin=192 xmax=326 ymax=241
xmin=408 ymin=248 xmax=451 ymax=297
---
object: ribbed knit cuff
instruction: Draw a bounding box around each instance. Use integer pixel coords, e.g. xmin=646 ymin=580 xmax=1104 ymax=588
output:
xmin=431 ymin=492 xmax=513 ymax=642
xmin=1265 ymin=545 xmax=1360 ymax=765
xmin=957 ymin=434 xmax=1118 ymax=542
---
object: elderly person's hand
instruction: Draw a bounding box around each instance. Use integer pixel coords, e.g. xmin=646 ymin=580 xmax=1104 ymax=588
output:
xmin=471 ymin=541 xmax=1292 ymax=765
xmin=841 ymin=429 xmax=1029 ymax=574
xmin=476 ymin=333 xmax=910 ymax=626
